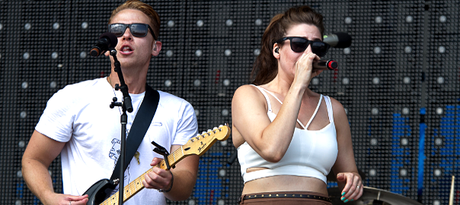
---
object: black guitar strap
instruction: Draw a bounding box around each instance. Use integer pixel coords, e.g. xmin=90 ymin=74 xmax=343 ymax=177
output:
xmin=110 ymin=84 xmax=160 ymax=180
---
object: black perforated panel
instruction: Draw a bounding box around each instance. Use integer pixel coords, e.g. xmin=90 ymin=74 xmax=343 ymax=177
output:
xmin=1 ymin=1 xmax=459 ymax=205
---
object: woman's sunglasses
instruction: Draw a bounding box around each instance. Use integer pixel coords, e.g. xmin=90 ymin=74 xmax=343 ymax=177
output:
xmin=108 ymin=23 xmax=157 ymax=40
xmin=276 ymin=37 xmax=330 ymax=57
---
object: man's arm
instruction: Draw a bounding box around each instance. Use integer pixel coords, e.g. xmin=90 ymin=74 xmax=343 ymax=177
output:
xmin=22 ymin=130 xmax=88 ymax=205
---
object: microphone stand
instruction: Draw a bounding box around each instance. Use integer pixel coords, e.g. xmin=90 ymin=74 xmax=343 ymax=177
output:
xmin=108 ymin=48 xmax=133 ymax=205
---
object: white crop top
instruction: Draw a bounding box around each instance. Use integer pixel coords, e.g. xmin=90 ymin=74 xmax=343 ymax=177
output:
xmin=237 ymin=86 xmax=338 ymax=184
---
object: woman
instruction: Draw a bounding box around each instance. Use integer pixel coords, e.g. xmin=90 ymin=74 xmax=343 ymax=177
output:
xmin=232 ymin=5 xmax=363 ymax=205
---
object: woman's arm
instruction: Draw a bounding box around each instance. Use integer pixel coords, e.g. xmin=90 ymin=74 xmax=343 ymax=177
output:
xmin=330 ymin=98 xmax=363 ymax=202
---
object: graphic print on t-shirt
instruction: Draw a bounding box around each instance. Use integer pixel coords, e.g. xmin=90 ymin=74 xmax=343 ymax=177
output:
xmin=109 ymin=138 xmax=121 ymax=168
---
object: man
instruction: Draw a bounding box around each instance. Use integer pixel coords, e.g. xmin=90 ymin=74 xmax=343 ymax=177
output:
xmin=21 ymin=0 xmax=199 ymax=204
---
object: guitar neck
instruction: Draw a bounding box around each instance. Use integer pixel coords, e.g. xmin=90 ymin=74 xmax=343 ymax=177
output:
xmin=99 ymin=147 xmax=187 ymax=205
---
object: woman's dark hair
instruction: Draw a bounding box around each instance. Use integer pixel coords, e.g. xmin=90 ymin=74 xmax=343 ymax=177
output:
xmin=251 ymin=5 xmax=325 ymax=85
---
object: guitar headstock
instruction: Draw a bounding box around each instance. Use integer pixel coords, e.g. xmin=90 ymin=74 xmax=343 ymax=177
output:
xmin=182 ymin=124 xmax=231 ymax=156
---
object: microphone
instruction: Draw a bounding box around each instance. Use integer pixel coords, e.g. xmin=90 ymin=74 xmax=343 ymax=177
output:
xmin=323 ymin=32 xmax=352 ymax=48
xmin=90 ymin=32 xmax=118 ymax=57
xmin=313 ymin=60 xmax=338 ymax=71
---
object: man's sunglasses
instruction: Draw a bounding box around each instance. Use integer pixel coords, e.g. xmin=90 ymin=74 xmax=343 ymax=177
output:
xmin=276 ymin=37 xmax=330 ymax=57
xmin=108 ymin=23 xmax=157 ymax=39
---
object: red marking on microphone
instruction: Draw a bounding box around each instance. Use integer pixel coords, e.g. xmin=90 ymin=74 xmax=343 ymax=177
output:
xmin=329 ymin=60 xmax=338 ymax=83
xmin=100 ymin=71 xmax=105 ymax=78
xmin=327 ymin=60 xmax=338 ymax=70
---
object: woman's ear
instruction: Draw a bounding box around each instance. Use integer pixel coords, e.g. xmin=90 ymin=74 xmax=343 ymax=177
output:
xmin=273 ymin=43 xmax=280 ymax=59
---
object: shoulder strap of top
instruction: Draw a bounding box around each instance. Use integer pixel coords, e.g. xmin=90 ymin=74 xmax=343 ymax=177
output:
xmin=304 ymin=94 xmax=323 ymax=129
xmin=323 ymin=95 xmax=334 ymax=125
xmin=325 ymin=96 xmax=334 ymax=123
xmin=251 ymin=85 xmax=273 ymax=112
xmin=255 ymin=86 xmax=317 ymax=130
xmin=255 ymin=86 xmax=283 ymax=105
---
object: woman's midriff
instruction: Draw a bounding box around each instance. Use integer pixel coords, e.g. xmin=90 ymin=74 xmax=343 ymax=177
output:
xmin=242 ymin=172 xmax=329 ymax=195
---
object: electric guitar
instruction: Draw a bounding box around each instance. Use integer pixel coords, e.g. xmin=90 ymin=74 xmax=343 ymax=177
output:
xmin=83 ymin=124 xmax=231 ymax=205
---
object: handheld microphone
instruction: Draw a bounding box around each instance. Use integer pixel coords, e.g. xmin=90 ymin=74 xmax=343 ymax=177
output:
xmin=313 ymin=60 xmax=338 ymax=71
xmin=323 ymin=32 xmax=352 ymax=48
xmin=90 ymin=32 xmax=118 ymax=57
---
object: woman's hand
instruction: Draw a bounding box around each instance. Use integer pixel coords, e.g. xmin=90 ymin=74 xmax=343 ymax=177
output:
xmin=336 ymin=172 xmax=363 ymax=203
xmin=293 ymin=46 xmax=321 ymax=88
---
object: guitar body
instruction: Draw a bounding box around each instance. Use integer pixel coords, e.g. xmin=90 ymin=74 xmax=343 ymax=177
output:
xmin=83 ymin=179 xmax=117 ymax=205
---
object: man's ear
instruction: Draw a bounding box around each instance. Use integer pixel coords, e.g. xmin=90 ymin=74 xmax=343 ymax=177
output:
xmin=152 ymin=41 xmax=162 ymax=56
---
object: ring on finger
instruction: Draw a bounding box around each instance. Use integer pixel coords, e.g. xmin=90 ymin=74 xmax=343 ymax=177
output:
xmin=357 ymin=185 xmax=360 ymax=189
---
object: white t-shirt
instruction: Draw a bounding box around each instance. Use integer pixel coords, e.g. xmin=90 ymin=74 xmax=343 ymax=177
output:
xmin=35 ymin=77 xmax=198 ymax=205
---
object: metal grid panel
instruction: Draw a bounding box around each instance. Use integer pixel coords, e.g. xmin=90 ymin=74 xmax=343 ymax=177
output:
xmin=423 ymin=1 xmax=460 ymax=205
xmin=1 ymin=1 xmax=459 ymax=205
xmin=317 ymin=2 xmax=424 ymax=202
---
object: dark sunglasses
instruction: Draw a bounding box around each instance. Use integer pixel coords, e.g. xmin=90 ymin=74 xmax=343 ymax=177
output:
xmin=276 ymin=37 xmax=330 ymax=57
xmin=108 ymin=23 xmax=157 ymax=39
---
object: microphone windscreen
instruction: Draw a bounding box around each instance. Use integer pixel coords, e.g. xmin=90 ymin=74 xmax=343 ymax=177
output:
xmin=100 ymin=32 xmax=118 ymax=47
xmin=332 ymin=32 xmax=352 ymax=48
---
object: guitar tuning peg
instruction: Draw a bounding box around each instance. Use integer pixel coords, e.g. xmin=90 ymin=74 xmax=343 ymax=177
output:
xmin=191 ymin=134 xmax=200 ymax=142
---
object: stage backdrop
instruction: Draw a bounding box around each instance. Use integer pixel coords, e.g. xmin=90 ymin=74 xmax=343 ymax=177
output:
xmin=0 ymin=0 xmax=459 ymax=205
